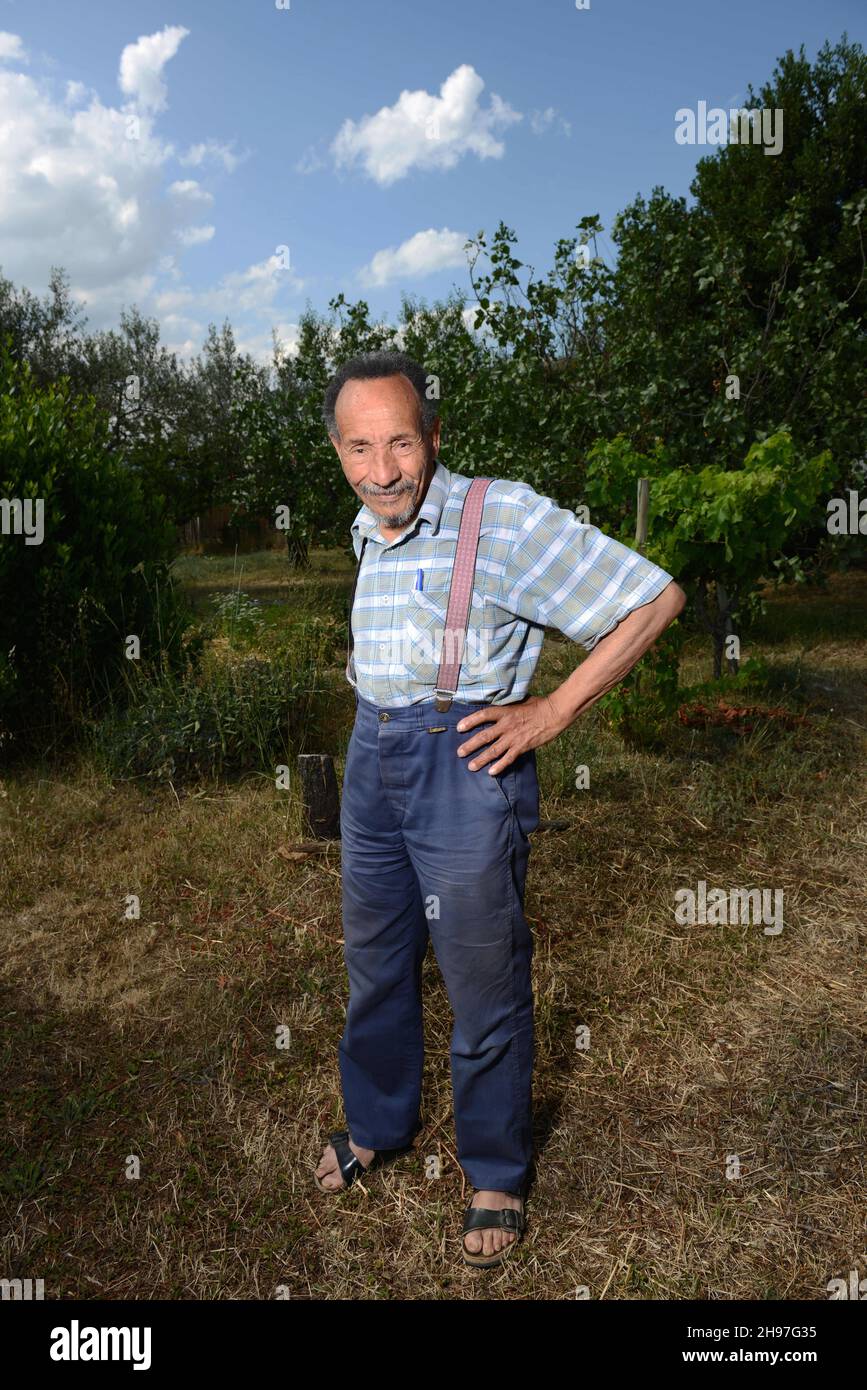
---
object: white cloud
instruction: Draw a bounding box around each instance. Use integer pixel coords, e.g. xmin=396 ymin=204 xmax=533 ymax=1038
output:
xmin=118 ymin=25 xmax=189 ymax=113
xmin=0 ymin=30 xmax=300 ymax=364
xmin=529 ymin=106 xmax=571 ymax=137
xmin=295 ymin=145 xmax=325 ymax=175
xmin=157 ymin=254 xmax=183 ymax=281
xmin=163 ymin=334 xmax=200 ymax=359
xmin=179 ymin=139 xmax=244 ymax=172
xmin=0 ymin=32 xmax=27 ymax=64
xmin=155 ymin=288 xmax=195 ymax=312
xmin=200 ymin=254 xmax=304 ymax=316
xmin=151 ymin=261 xmax=304 ymax=362
xmin=359 ymin=227 xmax=469 ymax=288
xmin=159 ymin=304 xmax=209 ymax=360
xmin=168 ymin=179 xmax=214 ymax=203
xmin=234 ymin=320 xmax=301 ymax=363
xmin=74 ymin=271 xmax=157 ymax=310
xmin=331 ymin=63 xmax=521 ymax=185
xmin=176 ymin=224 xmax=215 ymax=246
xmin=0 ymin=66 xmax=183 ymax=313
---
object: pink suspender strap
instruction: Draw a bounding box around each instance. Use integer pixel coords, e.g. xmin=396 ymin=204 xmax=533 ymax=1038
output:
xmin=433 ymin=476 xmax=493 ymax=712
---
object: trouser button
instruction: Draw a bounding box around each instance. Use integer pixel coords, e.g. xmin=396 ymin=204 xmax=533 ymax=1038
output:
xmin=379 ymin=711 xmax=390 ymax=722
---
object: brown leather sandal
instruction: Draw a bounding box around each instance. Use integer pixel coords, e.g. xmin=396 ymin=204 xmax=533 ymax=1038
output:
xmin=461 ymin=1190 xmax=526 ymax=1268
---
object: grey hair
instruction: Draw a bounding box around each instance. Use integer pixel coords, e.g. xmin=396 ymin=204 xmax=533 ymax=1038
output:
xmin=322 ymin=350 xmax=439 ymax=440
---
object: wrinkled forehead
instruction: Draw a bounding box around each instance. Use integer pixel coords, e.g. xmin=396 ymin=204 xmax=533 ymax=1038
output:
xmin=334 ymin=374 xmax=423 ymax=436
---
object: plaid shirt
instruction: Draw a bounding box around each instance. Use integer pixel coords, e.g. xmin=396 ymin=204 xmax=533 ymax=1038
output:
xmin=347 ymin=458 xmax=674 ymax=707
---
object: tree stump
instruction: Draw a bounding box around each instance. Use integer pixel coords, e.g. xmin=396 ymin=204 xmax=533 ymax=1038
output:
xmin=297 ymin=754 xmax=341 ymax=840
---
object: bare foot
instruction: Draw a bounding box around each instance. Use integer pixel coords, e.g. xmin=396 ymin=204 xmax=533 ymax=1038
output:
xmin=315 ymin=1137 xmax=375 ymax=1191
xmin=463 ymin=1190 xmax=523 ymax=1258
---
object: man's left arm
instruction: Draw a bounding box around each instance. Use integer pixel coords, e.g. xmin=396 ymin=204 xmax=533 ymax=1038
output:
xmin=549 ymin=575 xmax=687 ymax=725
xmin=455 ymin=492 xmax=687 ymax=773
xmin=457 ymin=579 xmax=685 ymax=774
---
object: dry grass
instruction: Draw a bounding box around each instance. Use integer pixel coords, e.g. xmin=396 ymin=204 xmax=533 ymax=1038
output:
xmin=1 ymin=569 xmax=865 ymax=1300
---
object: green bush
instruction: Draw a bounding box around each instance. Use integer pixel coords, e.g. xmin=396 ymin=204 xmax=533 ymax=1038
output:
xmin=0 ymin=346 xmax=182 ymax=753
xmin=585 ymin=431 xmax=836 ymax=678
xmin=89 ymin=646 xmax=335 ymax=783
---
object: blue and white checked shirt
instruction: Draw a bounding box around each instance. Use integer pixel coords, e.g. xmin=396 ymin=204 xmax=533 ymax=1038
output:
xmin=347 ymin=458 xmax=674 ymax=707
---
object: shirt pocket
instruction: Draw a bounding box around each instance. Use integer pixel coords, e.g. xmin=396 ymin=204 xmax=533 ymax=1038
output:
xmin=403 ymin=579 xmax=490 ymax=684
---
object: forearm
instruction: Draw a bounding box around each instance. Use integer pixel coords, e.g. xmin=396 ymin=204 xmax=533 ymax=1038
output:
xmin=546 ymin=582 xmax=686 ymax=729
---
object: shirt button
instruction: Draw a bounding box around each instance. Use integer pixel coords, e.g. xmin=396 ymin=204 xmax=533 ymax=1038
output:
xmin=379 ymin=712 xmax=390 ymax=722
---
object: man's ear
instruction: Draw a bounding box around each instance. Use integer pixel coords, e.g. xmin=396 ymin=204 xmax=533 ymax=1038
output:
xmin=328 ymin=432 xmax=341 ymax=458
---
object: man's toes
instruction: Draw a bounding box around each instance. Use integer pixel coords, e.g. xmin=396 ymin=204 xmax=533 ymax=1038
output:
xmin=316 ymin=1156 xmax=338 ymax=1184
xmin=487 ymin=1227 xmax=515 ymax=1256
xmin=464 ymin=1231 xmax=483 ymax=1255
xmin=315 ymin=1145 xmax=336 ymax=1176
xmin=315 ymin=1146 xmax=344 ymax=1190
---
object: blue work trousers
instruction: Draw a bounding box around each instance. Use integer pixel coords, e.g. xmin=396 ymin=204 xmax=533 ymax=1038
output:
xmin=338 ymin=690 xmax=540 ymax=1194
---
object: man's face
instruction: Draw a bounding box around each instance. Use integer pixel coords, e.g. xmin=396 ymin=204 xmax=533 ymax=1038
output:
xmin=329 ymin=374 xmax=440 ymax=534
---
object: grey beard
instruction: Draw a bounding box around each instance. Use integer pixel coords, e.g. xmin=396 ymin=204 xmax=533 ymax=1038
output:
xmin=368 ymin=488 xmax=416 ymax=528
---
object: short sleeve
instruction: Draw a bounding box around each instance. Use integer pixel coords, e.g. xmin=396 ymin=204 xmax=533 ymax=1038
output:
xmin=498 ymin=491 xmax=675 ymax=652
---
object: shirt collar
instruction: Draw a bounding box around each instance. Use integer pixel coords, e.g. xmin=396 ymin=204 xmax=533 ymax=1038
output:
xmin=350 ymin=457 xmax=451 ymax=546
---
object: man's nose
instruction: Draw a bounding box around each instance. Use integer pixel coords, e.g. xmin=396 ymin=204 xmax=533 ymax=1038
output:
xmin=367 ymin=462 xmax=404 ymax=490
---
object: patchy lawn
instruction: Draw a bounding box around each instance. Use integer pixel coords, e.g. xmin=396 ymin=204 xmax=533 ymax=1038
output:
xmin=1 ymin=567 xmax=865 ymax=1299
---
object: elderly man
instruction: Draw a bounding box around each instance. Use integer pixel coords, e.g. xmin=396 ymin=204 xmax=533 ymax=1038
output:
xmin=314 ymin=350 xmax=685 ymax=1267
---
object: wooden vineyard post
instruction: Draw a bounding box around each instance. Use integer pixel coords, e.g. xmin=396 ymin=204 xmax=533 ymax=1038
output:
xmin=296 ymin=753 xmax=341 ymax=840
xmin=635 ymin=477 xmax=649 ymax=554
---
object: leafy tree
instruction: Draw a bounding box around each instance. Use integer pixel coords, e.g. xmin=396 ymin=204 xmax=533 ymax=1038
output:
xmin=231 ymin=296 xmax=402 ymax=566
xmin=0 ymin=266 xmax=86 ymax=383
xmin=464 ymin=217 xmax=611 ymax=504
xmin=692 ymin=36 xmax=867 ymax=312
xmin=584 ymin=432 xmax=835 ymax=676
xmin=0 ymin=346 xmax=180 ymax=752
xmin=229 ymin=344 xmax=317 ymax=566
xmin=76 ymin=307 xmax=190 ymax=513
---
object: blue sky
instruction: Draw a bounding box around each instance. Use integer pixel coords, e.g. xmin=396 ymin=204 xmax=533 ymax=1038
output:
xmin=0 ymin=0 xmax=862 ymax=359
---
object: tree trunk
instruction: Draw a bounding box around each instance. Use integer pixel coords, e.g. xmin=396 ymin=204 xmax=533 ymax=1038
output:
xmin=286 ymin=530 xmax=310 ymax=568
xmin=696 ymin=577 xmax=739 ymax=679
xmin=716 ymin=581 xmax=740 ymax=676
